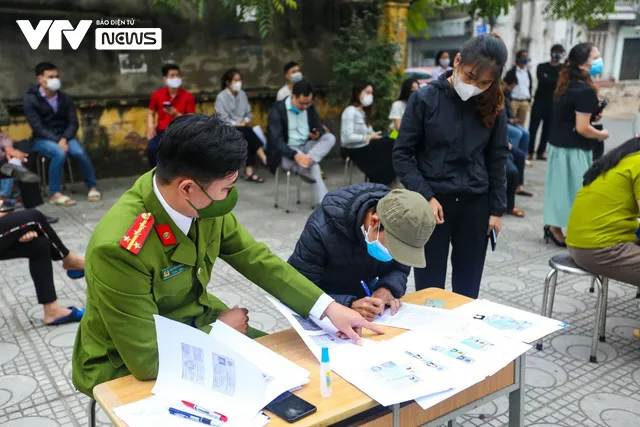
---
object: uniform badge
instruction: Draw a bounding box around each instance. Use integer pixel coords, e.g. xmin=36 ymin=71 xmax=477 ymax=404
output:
xmin=119 ymin=213 xmax=155 ymax=255
xmin=161 ymin=264 xmax=189 ymax=280
xmin=155 ymin=224 xmax=177 ymax=246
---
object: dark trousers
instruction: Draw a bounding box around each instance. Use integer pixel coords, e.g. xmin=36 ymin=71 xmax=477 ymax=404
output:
xmin=414 ymin=193 xmax=490 ymax=299
xmin=528 ymin=101 xmax=552 ymax=155
xmin=146 ymin=130 xmax=164 ymax=168
xmin=6 ymin=140 xmax=45 ymax=209
xmin=345 ymin=137 xmax=396 ymax=185
xmin=506 ymin=157 xmax=519 ymax=211
xmin=236 ymin=126 xmax=263 ymax=167
xmin=593 ymin=142 xmax=604 ymax=161
xmin=0 ymin=209 xmax=69 ymax=304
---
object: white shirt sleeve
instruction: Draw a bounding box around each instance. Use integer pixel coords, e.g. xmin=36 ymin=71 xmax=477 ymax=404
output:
xmin=276 ymin=85 xmax=290 ymax=101
xmin=388 ymin=101 xmax=406 ymax=120
xmin=309 ymin=293 xmax=335 ymax=319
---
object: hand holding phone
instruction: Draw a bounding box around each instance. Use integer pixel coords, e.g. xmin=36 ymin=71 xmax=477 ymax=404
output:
xmin=489 ymin=228 xmax=497 ymax=251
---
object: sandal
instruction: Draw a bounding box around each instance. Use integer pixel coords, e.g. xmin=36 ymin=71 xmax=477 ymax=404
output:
xmin=46 ymin=306 xmax=84 ymax=326
xmin=67 ymin=270 xmax=85 ymax=280
xmin=88 ymin=189 xmax=101 ymax=202
xmin=50 ymin=195 xmax=76 ymax=207
xmin=509 ymin=207 xmax=526 ymax=217
xmin=244 ymin=173 xmax=265 ymax=184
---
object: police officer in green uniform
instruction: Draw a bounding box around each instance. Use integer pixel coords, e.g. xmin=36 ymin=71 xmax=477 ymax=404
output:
xmin=72 ymin=114 xmax=382 ymax=398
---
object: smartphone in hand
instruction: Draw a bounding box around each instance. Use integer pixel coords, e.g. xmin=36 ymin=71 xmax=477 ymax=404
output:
xmin=489 ymin=228 xmax=497 ymax=251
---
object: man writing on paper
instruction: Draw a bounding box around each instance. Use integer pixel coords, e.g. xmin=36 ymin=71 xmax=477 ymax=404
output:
xmin=288 ymin=183 xmax=436 ymax=320
xmin=72 ymin=114 xmax=382 ymax=398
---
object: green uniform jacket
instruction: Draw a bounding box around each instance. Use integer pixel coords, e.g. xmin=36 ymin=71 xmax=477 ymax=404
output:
xmin=72 ymin=171 xmax=324 ymax=398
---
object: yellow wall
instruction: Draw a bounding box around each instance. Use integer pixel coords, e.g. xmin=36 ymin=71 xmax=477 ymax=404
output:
xmin=1 ymin=95 xmax=342 ymax=154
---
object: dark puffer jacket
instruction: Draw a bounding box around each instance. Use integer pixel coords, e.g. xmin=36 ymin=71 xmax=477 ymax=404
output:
xmin=288 ymin=183 xmax=410 ymax=307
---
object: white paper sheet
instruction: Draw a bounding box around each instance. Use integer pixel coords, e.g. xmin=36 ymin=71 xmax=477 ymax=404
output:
xmin=452 ymin=299 xmax=569 ymax=343
xmin=113 ymin=395 xmax=270 ymax=427
xmin=331 ymin=336 xmax=457 ymax=407
xmin=266 ymin=296 xmax=374 ymax=361
xmin=208 ymin=320 xmax=310 ymax=402
xmin=252 ymin=125 xmax=267 ymax=147
xmin=152 ymin=315 xmax=268 ymax=425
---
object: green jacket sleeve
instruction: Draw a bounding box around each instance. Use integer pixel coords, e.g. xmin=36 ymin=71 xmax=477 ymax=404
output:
xmin=89 ymin=242 xmax=160 ymax=381
xmin=219 ymin=213 xmax=323 ymax=317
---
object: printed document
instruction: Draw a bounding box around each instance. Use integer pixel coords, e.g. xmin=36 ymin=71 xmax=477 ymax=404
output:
xmin=266 ymin=295 xmax=374 ymax=361
xmin=113 ymin=395 xmax=271 ymax=427
xmin=152 ymin=315 xmax=295 ymax=425
xmin=452 ymin=299 xmax=568 ymax=343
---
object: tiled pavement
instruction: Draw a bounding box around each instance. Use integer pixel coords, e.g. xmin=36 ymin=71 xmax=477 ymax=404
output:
xmin=1 ymin=151 xmax=640 ymax=426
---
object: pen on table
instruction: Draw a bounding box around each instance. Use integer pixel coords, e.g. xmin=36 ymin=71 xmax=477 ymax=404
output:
xmin=360 ymin=280 xmax=382 ymax=317
xmin=169 ymin=407 xmax=218 ymax=425
xmin=182 ymin=401 xmax=228 ymax=422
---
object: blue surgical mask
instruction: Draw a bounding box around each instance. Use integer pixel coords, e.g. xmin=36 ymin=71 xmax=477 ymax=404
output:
xmin=361 ymin=224 xmax=393 ymax=263
xmin=589 ymin=58 xmax=604 ymax=76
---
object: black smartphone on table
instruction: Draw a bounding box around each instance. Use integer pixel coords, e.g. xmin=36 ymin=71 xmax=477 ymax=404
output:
xmin=489 ymin=228 xmax=497 ymax=251
xmin=265 ymin=391 xmax=317 ymax=423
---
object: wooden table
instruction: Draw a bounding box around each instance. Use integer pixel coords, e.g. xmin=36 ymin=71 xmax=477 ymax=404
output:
xmin=93 ymin=288 xmax=525 ymax=427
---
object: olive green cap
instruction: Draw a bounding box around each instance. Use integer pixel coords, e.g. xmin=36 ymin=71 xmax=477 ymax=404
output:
xmin=378 ymin=189 xmax=435 ymax=268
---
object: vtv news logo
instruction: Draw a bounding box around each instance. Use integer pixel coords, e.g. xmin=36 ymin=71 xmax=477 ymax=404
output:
xmin=17 ymin=20 xmax=162 ymax=50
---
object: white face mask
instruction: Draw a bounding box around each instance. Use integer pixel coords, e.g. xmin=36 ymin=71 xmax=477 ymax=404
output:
xmin=231 ymin=81 xmax=242 ymax=92
xmin=440 ymin=58 xmax=450 ymax=68
xmin=166 ymin=77 xmax=182 ymax=89
xmin=452 ymin=71 xmax=486 ymax=101
xmin=290 ymin=72 xmax=303 ymax=83
xmin=46 ymin=78 xmax=61 ymax=91
xmin=361 ymin=94 xmax=374 ymax=107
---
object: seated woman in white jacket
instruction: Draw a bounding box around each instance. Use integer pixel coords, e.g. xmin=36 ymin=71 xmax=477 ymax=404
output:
xmin=341 ymin=81 xmax=397 ymax=186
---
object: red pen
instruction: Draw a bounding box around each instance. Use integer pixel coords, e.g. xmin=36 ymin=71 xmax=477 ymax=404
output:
xmin=182 ymin=400 xmax=228 ymax=422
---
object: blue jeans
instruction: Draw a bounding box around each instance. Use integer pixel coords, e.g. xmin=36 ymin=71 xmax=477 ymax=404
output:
xmin=0 ymin=178 xmax=13 ymax=198
xmin=33 ymin=138 xmax=97 ymax=194
xmin=507 ymin=124 xmax=530 ymax=154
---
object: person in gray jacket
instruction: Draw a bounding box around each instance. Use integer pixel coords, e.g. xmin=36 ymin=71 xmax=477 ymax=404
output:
xmin=215 ymin=69 xmax=267 ymax=183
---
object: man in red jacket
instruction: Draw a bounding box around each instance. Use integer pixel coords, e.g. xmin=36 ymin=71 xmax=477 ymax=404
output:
xmin=146 ymin=63 xmax=195 ymax=168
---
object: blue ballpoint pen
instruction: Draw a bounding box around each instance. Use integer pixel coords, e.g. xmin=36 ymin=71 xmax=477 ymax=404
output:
xmin=169 ymin=407 xmax=217 ymax=425
xmin=360 ymin=280 xmax=382 ymax=317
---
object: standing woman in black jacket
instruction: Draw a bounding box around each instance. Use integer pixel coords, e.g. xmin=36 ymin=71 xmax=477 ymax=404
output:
xmin=393 ymin=33 xmax=509 ymax=299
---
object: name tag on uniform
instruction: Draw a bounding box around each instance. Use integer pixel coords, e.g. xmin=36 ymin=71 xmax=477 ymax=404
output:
xmin=161 ymin=264 xmax=189 ymax=280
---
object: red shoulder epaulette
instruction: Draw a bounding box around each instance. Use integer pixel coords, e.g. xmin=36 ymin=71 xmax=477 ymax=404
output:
xmin=119 ymin=212 xmax=155 ymax=255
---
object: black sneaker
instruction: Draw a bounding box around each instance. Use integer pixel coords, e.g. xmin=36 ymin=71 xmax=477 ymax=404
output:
xmin=46 ymin=216 xmax=59 ymax=224
xmin=0 ymin=163 xmax=40 ymax=183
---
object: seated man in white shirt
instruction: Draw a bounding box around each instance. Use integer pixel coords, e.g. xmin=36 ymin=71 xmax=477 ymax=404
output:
xmin=267 ymin=80 xmax=336 ymax=205
xmin=276 ymin=61 xmax=303 ymax=101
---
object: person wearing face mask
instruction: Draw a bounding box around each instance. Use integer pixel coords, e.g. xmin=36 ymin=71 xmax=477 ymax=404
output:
xmin=341 ymin=81 xmax=398 ymax=187
xmin=393 ymin=33 xmax=509 ymax=299
xmin=147 ymin=63 xmax=195 ymax=168
xmin=276 ymin=61 xmax=304 ymax=101
xmin=72 ymin=114 xmax=381 ymax=398
xmin=389 ymin=78 xmax=420 ymax=136
xmin=288 ymin=184 xmax=435 ymax=321
xmin=528 ymin=44 xmax=565 ymax=161
xmin=23 ymin=62 xmax=100 ymax=206
xmin=215 ymin=68 xmax=267 ymax=183
xmin=504 ymin=50 xmax=533 ymax=126
xmin=431 ymin=51 xmax=452 ymax=80
xmin=543 ymin=42 xmax=609 ymax=247
xmin=267 ymin=80 xmax=336 ymax=206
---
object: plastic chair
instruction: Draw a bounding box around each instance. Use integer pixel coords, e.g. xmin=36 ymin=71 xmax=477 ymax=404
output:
xmin=36 ymin=153 xmax=75 ymax=195
xmin=536 ymin=252 xmax=609 ymax=363
xmin=273 ymin=166 xmax=301 ymax=214
xmin=87 ymin=399 xmax=96 ymax=427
